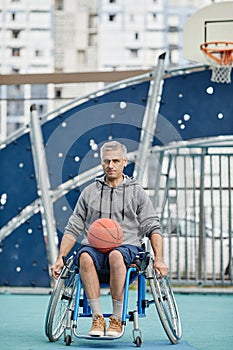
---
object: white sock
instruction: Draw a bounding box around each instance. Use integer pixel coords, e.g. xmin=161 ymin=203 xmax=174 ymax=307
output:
xmin=112 ymin=299 xmax=123 ymax=320
xmin=88 ymin=298 xmax=102 ymax=318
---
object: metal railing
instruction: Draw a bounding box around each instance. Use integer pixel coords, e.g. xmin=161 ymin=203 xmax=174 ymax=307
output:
xmin=153 ymin=140 xmax=233 ymax=286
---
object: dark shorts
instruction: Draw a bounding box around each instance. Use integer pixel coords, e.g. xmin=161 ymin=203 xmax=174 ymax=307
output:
xmin=75 ymin=244 xmax=144 ymax=272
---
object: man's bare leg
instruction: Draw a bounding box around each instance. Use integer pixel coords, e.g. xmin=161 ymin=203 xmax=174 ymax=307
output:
xmin=109 ymin=249 xmax=126 ymax=301
xmin=79 ymin=252 xmax=100 ymax=299
xmin=79 ymin=252 xmax=106 ymax=336
xmin=106 ymin=250 xmax=126 ymax=336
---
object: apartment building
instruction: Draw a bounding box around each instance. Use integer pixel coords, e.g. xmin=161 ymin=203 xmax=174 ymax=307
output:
xmin=0 ymin=0 xmax=99 ymax=139
xmin=0 ymin=0 xmax=54 ymax=137
xmin=0 ymin=0 xmax=218 ymax=139
xmin=98 ymin=0 xmax=214 ymax=69
xmin=53 ymin=0 xmax=98 ymax=107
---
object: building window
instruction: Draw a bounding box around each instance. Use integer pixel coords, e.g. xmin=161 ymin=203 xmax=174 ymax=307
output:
xmin=12 ymin=30 xmax=20 ymax=39
xmin=168 ymin=26 xmax=179 ymax=33
xmin=129 ymin=14 xmax=134 ymax=22
xmin=109 ymin=14 xmax=116 ymax=22
xmin=7 ymin=100 xmax=24 ymax=117
xmin=55 ymin=88 xmax=62 ymax=99
xmin=169 ymin=48 xmax=179 ymax=66
xmin=89 ymin=14 xmax=97 ymax=28
xmin=7 ymin=101 xmax=24 ymax=116
xmin=109 ymin=0 xmax=116 ymax=3
xmin=88 ymin=33 xmax=97 ymax=47
xmin=12 ymin=48 xmax=20 ymax=56
xmin=168 ymin=14 xmax=179 ymax=27
xmin=7 ymin=84 xmax=24 ymax=101
xmin=12 ymin=13 xmax=16 ymax=21
xmin=55 ymin=0 xmax=63 ymax=11
xmin=77 ymin=50 xmax=86 ymax=65
xmin=31 ymin=84 xmax=47 ymax=99
xmin=135 ymin=32 xmax=139 ymax=40
xmin=129 ymin=49 xmax=139 ymax=58
xmin=12 ymin=68 xmax=20 ymax=73
xmin=38 ymin=104 xmax=44 ymax=114
xmin=35 ymin=49 xmax=43 ymax=57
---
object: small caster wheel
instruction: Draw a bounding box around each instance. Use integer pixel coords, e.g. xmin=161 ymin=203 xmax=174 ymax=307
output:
xmin=135 ymin=336 xmax=142 ymax=347
xmin=65 ymin=335 xmax=72 ymax=346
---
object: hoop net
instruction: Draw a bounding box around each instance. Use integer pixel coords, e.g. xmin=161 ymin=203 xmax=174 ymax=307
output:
xmin=200 ymin=42 xmax=233 ymax=83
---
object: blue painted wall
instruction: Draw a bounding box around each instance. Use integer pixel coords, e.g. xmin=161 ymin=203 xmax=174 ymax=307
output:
xmin=0 ymin=81 xmax=149 ymax=286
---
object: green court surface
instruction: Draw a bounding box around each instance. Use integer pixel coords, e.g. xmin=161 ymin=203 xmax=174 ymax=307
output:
xmin=0 ymin=292 xmax=232 ymax=350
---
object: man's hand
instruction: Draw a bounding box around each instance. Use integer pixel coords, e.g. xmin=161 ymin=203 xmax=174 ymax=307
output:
xmin=154 ymin=260 xmax=168 ymax=277
xmin=51 ymin=257 xmax=64 ymax=279
xmin=149 ymin=233 xmax=168 ymax=277
xmin=50 ymin=234 xmax=76 ymax=279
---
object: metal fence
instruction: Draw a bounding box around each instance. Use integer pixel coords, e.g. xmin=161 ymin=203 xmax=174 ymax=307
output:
xmin=153 ymin=142 xmax=233 ymax=286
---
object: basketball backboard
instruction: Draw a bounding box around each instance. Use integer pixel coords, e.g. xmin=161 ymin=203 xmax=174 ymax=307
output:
xmin=183 ymin=1 xmax=233 ymax=64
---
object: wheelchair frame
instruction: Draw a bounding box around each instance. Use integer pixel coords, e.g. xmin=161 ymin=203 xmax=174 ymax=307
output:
xmin=45 ymin=250 xmax=182 ymax=347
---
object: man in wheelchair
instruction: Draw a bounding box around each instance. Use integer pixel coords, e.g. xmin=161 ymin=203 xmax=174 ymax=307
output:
xmin=51 ymin=140 xmax=168 ymax=338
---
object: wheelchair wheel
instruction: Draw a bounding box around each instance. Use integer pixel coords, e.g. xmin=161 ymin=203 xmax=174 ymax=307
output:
xmin=148 ymin=272 xmax=182 ymax=344
xmin=45 ymin=256 xmax=78 ymax=342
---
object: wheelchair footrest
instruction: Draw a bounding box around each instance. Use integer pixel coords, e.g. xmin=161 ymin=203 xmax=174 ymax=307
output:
xmin=74 ymin=332 xmax=124 ymax=341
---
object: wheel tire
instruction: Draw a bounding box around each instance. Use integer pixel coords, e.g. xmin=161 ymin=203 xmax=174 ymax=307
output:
xmin=45 ymin=257 xmax=77 ymax=342
xmin=148 ymin=272 xmax=182 ymax=344
xmin=135 ymin=336 xmax=142 ymax=347
xmin=65 ymin=334 xmax=72 ymax=346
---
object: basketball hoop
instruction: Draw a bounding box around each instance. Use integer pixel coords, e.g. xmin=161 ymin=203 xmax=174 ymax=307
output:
xmin=200 ymin=42 xmax=233 ymax=83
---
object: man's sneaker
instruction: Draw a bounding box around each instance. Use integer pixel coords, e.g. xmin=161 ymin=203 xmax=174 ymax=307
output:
xmin=88 ymin=314 xmax=106 ymax=336
xmin=106 ymin=316 xmax=122 ymax=337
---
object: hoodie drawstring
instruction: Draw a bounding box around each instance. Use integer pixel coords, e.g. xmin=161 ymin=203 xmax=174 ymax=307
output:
xmin=99 ymin=183 xmax=125 ymax=220
xmin=122 ymin=184 xmax=125 ymax=220
xmin=99 ymin=183 xmax=104 ymax=218
xmin=109 ymin=188 xmax=114 ymax=218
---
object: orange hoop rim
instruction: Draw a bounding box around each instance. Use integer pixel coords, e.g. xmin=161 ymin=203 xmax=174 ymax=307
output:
xmin=200 ymin=41 xmax=233 ymax=65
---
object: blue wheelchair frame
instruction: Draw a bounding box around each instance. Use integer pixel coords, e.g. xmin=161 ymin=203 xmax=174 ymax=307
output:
xmin=72 ymin=266 xmax=146 ymax=343
xmin=45 ymin=250 xmax=182 ymax=347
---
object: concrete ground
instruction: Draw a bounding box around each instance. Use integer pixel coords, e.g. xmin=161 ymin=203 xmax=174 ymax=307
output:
xmin=0 ymin=290 xmax=232 ymax=350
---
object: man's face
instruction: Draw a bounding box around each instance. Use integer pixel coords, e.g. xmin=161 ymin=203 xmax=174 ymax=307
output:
xmin=101 ymin=149 xmax=128 ymax=181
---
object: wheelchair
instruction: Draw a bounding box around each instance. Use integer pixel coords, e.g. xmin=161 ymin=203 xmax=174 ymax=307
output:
xmin=45 ymin=248 xmax=182 ymax=347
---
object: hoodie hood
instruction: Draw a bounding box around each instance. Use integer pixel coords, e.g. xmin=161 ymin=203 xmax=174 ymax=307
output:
xmin=95 ymin=174 xmax=137 ymax=187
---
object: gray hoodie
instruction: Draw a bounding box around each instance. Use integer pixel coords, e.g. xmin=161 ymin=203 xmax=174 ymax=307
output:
xmin=64 ymin=175 xmax=162 ymax=247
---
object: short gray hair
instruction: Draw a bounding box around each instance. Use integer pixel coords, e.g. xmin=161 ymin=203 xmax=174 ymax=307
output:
xmin=100 ymin=141 xmax=127 ymax=160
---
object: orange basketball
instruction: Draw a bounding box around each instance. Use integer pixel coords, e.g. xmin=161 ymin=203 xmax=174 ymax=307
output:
xmin=87 ymin=218 xmax=123 ymax=253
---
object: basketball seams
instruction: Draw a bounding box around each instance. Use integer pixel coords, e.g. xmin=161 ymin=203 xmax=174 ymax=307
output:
xmin=98 ymin=221 xmax=119 ymax=240
xmin=88 ymin=230 xmax=117 ymax=245
xmin=87 ymin=218 xmax=123 ymax=252
xmin=113 ymin=219 xmax=120 ymax=243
